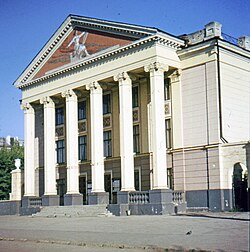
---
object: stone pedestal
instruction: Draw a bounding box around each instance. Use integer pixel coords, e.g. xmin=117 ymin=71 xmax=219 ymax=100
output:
xmin=42 ymin=195 xmax=60 ymax=206
xmin=149 ymin=189 xmax=173 ymax=204
xmin=64 ymin=194 xmax=83 ymax=205
xmin=88 ymin=192 xmax=109 ymax=205
xmin=117 ymin=191 xmax=129 ymax=204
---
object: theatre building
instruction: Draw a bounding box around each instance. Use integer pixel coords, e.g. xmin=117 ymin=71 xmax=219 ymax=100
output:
xmin=12 ymin=15 xmax=249 ymax=214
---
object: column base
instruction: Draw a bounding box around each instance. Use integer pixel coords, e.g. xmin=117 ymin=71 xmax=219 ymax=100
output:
xmin=117 ymin=191 xmax=129 ymax=204
xmin=149 ymin=189 xmax=173 ymax=204
xmin=42 ymin=195 xmax=59 ymax=206
xmin=21 ymin=196 xmax=38 ymax=208
xmin=88 ymin=192 xmax=109 ymax=205
xmin=64 ymin=193 xmax=83 ymax=206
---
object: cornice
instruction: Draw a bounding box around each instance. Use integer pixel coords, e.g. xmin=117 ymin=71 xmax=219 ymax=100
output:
xmin=17 ymin=34 xmax=183 ymax=89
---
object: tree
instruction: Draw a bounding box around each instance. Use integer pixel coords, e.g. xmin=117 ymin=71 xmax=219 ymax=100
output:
xmin=0 ymin=143 xmax=24 ymax=200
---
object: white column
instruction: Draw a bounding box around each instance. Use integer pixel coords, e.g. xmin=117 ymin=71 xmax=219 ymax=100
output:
xmin=114 ymin=72 xmax=135 ymax=191
xmin=144 ymin=62 xmax=169 ymax=189
xmin=62 ymin=90 xmax=79 ymax=194
xmin=21 ymin=103 xmax=36 ymax=196
xmin=86 ymin=81 xmax=105 ymax=192
xmin=40 ymin=97 xmax=57 ymax=195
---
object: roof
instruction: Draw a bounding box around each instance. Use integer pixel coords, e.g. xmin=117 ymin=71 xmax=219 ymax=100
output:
xmin=14 ymin=15 xmax=184 ymax=89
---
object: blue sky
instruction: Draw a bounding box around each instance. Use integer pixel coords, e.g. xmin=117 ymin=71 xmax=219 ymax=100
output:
xmin=0 ymin=0 xmax=249 ymax=139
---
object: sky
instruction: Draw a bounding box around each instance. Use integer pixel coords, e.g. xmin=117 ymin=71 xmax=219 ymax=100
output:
xmin=0 ymin=0 xmax=249 ymax=140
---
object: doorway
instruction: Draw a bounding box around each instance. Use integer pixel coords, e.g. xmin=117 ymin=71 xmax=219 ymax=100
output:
xmin=79 ymin=175 xmax=87 ymax=205
xmin=105 ymin=172 xmax=112 ymax=203
xmin=233 ymin=163 xmax=248 ymax=211
xmin=56 ymin=179 xmax=66 ymax=206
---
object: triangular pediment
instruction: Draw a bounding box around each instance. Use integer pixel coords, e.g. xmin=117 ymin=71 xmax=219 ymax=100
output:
xmin=15 ymin=15 xmax=158 ymax=87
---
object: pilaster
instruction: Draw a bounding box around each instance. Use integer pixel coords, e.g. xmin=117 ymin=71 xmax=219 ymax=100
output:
xmin=114 ymin=72 xmax=135 ymax=191
xmin=86 ymin=81 xmax=105 ymax=193
xmin=144 ymin=62 xmax=169 ymax=189
xmin=21 ymin=103 xmax=36 ymax=197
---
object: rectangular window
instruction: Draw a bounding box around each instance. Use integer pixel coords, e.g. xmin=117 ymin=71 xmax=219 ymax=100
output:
xmin=165 ymin=119 xmax=172 ymax=149
xmin=79 ymin=136 xmax=87 ymax=161
xmin=103 ymin=94 xmax=111 ymax=114
xmin=167 ymin=168 xmax=173 ymax=189
xmin=134 ymin=169 xmax=141 ymax=191
xmin=164 ymin=78 xmax=171 ymax=100
xmin=133 ymin=125 xmax=140 ymax=154
xmin=78 ymin=100 xmax=86 ymax=120
xmin=132 ymin=86 xmax=139 ymax=108
xmin=103 ymin=131 xmax=112 ymax=157
xmin=56 ymin=140 xmax=65 ymax=164
xmin=55 ymin=107 xmax=64 ymax=125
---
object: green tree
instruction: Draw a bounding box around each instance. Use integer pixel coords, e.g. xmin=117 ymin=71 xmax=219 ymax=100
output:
xmin=0 ymin=143 xmax=24 ymax=200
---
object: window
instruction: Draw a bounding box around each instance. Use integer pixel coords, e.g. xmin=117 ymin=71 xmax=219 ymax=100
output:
xmin=134 ymin=169 xmax=141 ymax=191
xmin=133 ymin=125 xmax=140 ymax=153
xmin=56 ymin=140 xmax=65 ymax=164
xmin=167 ymin=168 xmax=173 ymax=189
xmin=164 ymin=78 xmax=171 ymax=100
xmin=132 ymin=86 xmax=139 ymax=108
xmin=103 ymin=131 xmax=112 ymax=157
xmin=165 ymin=119 xmax=172 ymax=149
xmin=78 ymin=100 xmax=86 ymax=120
xmin=79 ymin=136 xmax=87 ymax=161
xmin=103 ymin=94 xmax=111 ymax=114
xmin=55 ymin=107 xmax=64 ymax=125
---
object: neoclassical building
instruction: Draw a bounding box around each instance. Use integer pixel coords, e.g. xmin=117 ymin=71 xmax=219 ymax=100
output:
xmin=13 ymin=15 xmax=249 ymax=214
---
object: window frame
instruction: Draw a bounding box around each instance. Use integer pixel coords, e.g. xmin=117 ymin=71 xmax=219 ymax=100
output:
xmin=103 ymin=93 xmax=111 ymax=115
xmin=55 ymin=107 xmax=64 ymax=126
xmin=165 ymin=119 xmax=172 ymax=149
xmin=133 ymin=124 xmax=140 ymax=154
xmin=103 ymin=130 xmax=112 ymax=157
xmin=132 ymin=85 xmax=139 ymax=108
xmin=79 ymin=135 xmax=87 ymax=161
xmin=78 ymin=100 xmax=87 ymax=121
xmin=56 ymin=139 xmax=65 ymax=164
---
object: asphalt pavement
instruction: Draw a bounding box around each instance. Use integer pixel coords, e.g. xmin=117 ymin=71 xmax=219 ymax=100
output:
xmin=0 ymin=212 xmax=249 ymax=252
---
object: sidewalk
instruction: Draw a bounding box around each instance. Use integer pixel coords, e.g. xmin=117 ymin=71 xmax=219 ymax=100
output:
xmin=0 ymin=214 xmax=249 ymax=252
xmin=179 ymin=211 xmax=250 ymax=221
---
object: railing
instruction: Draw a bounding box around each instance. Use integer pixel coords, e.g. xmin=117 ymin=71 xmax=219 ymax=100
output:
xmin=222 ymin=33 xmax=238 ymax=46
xmin=172 ymin=191 xmax=184 ymax=204
xmin=129 ymin=191 xmax=149 ymax=204
xmin=29 ymin=197 xmax=42 ymax=207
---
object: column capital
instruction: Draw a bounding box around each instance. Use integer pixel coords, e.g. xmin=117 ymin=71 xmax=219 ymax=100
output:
xmin=40 ymin=96 xmax=54 ymax=107
xmin=144 ymin=62 xmax=169 ymax=74
xmin=21 ymin=102 xmax=34 ymax=112
xmin=86 ymin=81 xmax=101 ymax=91
xmin=61 ymin=89 xmax=76 ymax=99
xmin=168 ymin=69 xmax=182 ymax=82
xmin=113 ymin=71 xmax=131 ymax=82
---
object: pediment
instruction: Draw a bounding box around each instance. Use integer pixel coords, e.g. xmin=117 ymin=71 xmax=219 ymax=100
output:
xmin=15 ymin=15 xmax=157 ymax=88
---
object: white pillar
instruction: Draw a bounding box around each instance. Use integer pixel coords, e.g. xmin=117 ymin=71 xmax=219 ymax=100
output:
xmin=10 ymin=159 xmax=22 ymax=201
xmin=144 ymin=62 xmax=169 ymax=189
xmin=86 ymin=82 xmax=105 ymax=192
xmin=114 ymin=72 xmax=135 ymax=191
xmin=62 ymin=90 xmax=79 ymax=194
xmin=40 ymin=97 xmax=57 ymax=195
xmin=21 ymin=103 xmax=36 ymax=196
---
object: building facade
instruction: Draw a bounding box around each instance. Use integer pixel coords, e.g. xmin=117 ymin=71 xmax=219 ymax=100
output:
xmin=14 ymin=15 xmax=250 ymax=213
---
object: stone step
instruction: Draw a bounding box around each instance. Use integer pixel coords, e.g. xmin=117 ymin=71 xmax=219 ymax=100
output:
xmin=33 ymin=205 xmax=112 ymax=218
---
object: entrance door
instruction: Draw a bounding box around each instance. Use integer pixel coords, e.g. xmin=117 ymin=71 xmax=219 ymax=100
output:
xmin=79 ymin=175 xmax=87 ymax=205
xmin=105 ymin=173 xmax=112 ymax=203
xmin=233 ymin=163 xmax=248 ymax=211
xmin=56 ymin=179 xmax=66 ymax=206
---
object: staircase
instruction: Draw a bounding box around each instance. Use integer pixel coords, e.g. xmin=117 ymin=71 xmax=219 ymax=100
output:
xmin=33 ymin=205 xmax=112 ymax=218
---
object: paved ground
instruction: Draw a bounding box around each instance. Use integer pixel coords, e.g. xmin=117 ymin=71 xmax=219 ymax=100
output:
xmin=0 ymin=213 xmax=249 ymax=252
